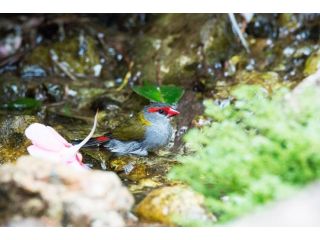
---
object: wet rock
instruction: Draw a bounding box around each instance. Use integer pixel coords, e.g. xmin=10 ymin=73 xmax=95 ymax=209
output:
xmin=0 ymin=156 xmax=134 ymax=226
xmin=23 ymin=35 xmax=100 ymax=77
xmin=43 ymin=82 xmax=65 ymax=102
xmin=0 ymin=29 xmax=22 ymax=59
xmin=0 ymin=114 xmax=37 ymax=147
xmin=131 ymin=14 xmax=236 ymax=85
xmin=0 ymin=77 xmax=65 ymax=103
xmin=0 ymin=115 xmax=38 ymax=164
xmin=200 ymin=15 xmax=236 ymax=61
xmin=129 ymin=178 xmax=163 ymax=193
xmin=81 ymin=148 xmax=112 ymax=170
xmin=109 ymin=156 xmax=149 ymax=182
xmin=135 ymin=185 xmax=216 ymax=226
xmin=235 ymin=70 xmax=284 ymax=92
xmin=304 ymin=49 xmax=320 ymax=76
xmin=246 ymin=14 xmax=279 ymax=39
xmin=21 ymin=65 xmax=47 ymax=79
xmin=90 ymin=96 xmax=121 ymax=111
xmin=0 ymin=78 xmax=28 ymax=102
xmin=72 ymin=87 xmax=106 ymax=109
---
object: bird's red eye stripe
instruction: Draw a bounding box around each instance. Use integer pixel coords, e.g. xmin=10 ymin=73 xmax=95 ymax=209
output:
xmin=147 ymin=107 xmax=172 ymax=113
xmin=147 ymin=107 xmax=162 ymax=113
xmin=148 ymin=106 xmax=180 ymax=117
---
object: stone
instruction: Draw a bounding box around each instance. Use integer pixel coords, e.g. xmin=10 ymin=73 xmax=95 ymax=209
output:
xmin=0 ymin=156 xmax=134 ymax=226
xmin=135 ymin=185 xmax=216 ymax=226
xmin=304 ymin=49 xmax=320 ymax=76
xmin=131 ymin=14 xmax=235 ymax=85
xmin=0 ymin=115 xmax=38 ymax=164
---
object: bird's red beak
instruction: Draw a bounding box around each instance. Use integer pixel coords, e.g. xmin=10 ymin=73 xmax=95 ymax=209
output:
xmin=167 ymin=108 xmax=180 ymax=117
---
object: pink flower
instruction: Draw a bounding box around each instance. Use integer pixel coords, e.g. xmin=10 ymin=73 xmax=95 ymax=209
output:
xmin=25 ymin=113 xmax=98 ymax=170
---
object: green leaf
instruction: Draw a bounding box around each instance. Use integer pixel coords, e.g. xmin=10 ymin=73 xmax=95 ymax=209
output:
xmin=1 ymin=98 xmax=42 ymax=110
xmin=132 ymin=84 xmax=184 ymax=104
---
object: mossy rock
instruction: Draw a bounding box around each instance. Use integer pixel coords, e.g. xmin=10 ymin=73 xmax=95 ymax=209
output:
xmin=235 ymin=70 xmax=285 ymax=92
xmin=0 ymin=115 xmax=38 ymax=164
xmin=23 ymin=36 xmax=100 ymax=77
xmin=135 ymin=185 xmax=216 ymax=226
xmin=304 ymin=49 xmax=320 ymax=76
xmin=131 ymin=14 xmax=236 ymax=85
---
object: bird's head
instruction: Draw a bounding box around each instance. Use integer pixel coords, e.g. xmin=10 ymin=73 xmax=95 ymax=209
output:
xmin=144 ymin=103 xmax=180 ymax=119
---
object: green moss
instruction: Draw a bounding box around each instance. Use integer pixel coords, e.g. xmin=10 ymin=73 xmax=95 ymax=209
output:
xmin=168 ymin=85 xmax=320 ymax=224
xmin=131 ymin=14 xmax=236 ymax=85
xmin=235 ymin=70 xmax=284 ymax=92
xmin=24 ymin=36 xmax=100 ymax=76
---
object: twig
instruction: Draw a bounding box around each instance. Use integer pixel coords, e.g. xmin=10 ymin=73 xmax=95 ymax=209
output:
xmin=156 ymin=58 xmax=162 ymax=86
xmin=228 ymin=13 xmax=250 ymax=54
xmin=50 ymin=49 xmax=77 ymax=81
xmin=116 ymin=61 xmax=134 ymax=91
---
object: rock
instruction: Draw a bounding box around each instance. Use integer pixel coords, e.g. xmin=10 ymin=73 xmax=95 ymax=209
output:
xmin=0 ymin=77 xmax=65 ymax=103
xmin=304 ymin=49 xmax=320 ymax=76
xmin=246 ymin=14 xmax=279 ymax=39
xmin=5 ymin=217 xmax=59 ymax=227
xmin=0 ymin=156 xmax=134 ymax=226
xmin=135 ymin=185 xmax=216 ymax=226
xmin=23 ymin=35 xmax=100 ymax=77
xmin=131 ymin=14 xmax=236 ymax=85
xmin=21 ymin=65 xmax=47 ymax=79
xmin=108 ymin=156 xmax=149 ymax=182
xmin=235 ymin=70 xmax=283 ymax=92
xmin=0 ymin=115 xmax=38 ymax=164
xmin=0 ymin=115 xmax=37 ymax=147
xmin=90 ymin=96 xmax=121 ymax=112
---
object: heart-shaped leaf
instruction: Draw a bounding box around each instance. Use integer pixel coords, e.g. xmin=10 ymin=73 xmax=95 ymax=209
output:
xmin=132 ymin=84 xmax=184 ymax=104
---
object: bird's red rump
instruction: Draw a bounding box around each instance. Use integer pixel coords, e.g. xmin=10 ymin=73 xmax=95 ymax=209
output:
xmin=95 ymin=136 xmax=109 ymax=142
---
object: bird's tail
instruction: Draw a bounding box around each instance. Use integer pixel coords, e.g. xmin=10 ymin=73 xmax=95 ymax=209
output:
xmin=71 ymin=135 xmax=110 ymax=147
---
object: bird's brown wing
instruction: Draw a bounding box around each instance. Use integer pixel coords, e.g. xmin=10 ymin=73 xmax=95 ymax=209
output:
xmin=110 ymin=112 xmax=151 ymax=141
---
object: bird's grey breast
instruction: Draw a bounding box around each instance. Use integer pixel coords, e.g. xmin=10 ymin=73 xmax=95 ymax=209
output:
xmin=143 ymin=114 xmax=172 ymax=150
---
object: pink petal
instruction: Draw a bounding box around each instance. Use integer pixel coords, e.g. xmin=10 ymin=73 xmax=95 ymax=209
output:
xmin=28 ymin=145 xmax=84 ymax=169
xmin=25 ymin=112 xmax=99 ymax=171
xmin=46 ymin=126 xmax=71 ymax=147
xmin=27 ymin=145 xmax=62 ymax=162
xmin=25 ymin=123 xmax=68 ymax=151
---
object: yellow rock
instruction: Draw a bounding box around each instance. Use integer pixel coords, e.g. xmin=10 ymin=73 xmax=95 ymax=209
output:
xmin=304 ymin=49 xmax=320 ymax=76
xmin=135 ymin=185 xmax=216 ymax=226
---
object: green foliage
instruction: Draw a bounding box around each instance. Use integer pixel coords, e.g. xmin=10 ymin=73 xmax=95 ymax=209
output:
xmin=1 ymin=98 xmax=42 ymax=110
xmin=132 ymin=83 xmax=184 ymax=104
xmin=168 ymin=85 xmax=320 ymax=224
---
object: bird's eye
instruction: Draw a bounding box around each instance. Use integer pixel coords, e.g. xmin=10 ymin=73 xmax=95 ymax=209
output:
xmin=158 ymin=109 xmax=165 ymax=114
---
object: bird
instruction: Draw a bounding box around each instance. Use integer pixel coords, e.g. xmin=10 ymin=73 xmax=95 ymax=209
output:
xmin=74 ymin=103 xmax=180 ymax=156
